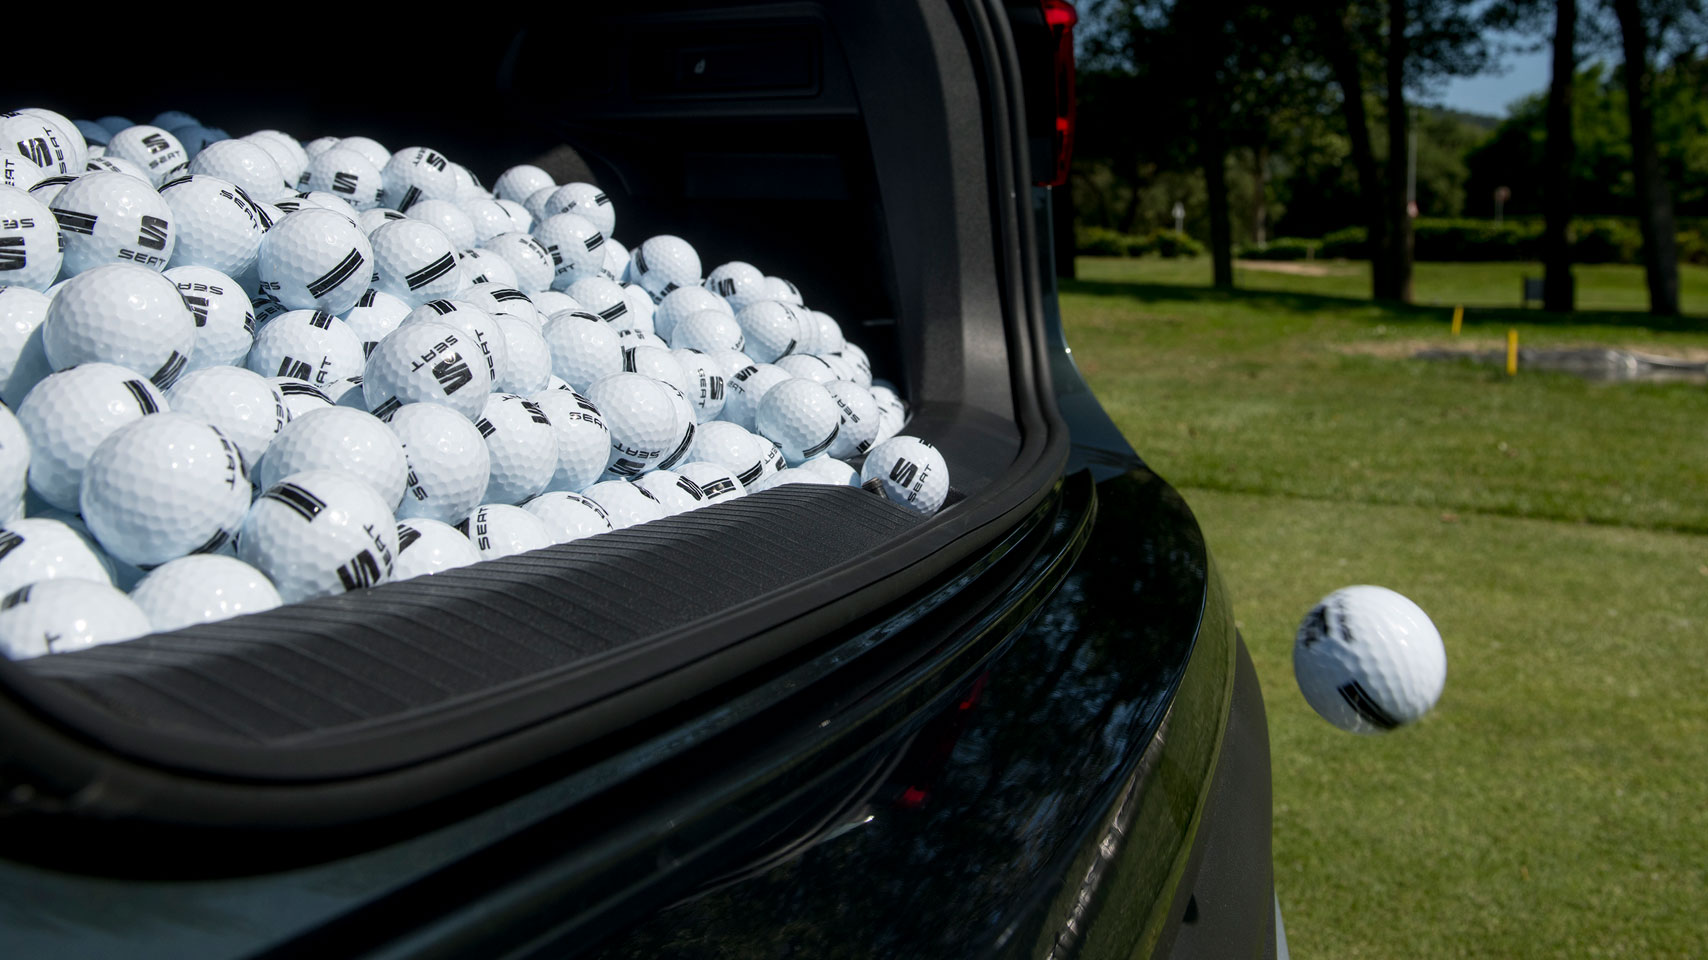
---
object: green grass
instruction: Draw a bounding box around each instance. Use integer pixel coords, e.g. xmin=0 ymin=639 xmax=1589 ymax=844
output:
xmin=1061 ymin=258 xmax=1708 ymax=958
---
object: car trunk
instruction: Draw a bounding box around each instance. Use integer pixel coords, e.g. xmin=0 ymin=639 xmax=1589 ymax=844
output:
xmin=0 ymin=0 xmax=1069 ymax=855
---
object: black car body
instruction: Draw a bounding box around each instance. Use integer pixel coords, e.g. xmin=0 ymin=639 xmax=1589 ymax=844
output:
xmin=0 ymin=3 xmax=1281 ymax=957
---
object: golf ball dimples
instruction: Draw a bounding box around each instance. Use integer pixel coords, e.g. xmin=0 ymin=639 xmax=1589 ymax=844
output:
xmin=674 ymin=461 xmax=746 ymax=505
xmin=258 ymin=407 xmax=408 ymax=509
xmin=755 ymin=378 xmax=840 ymax=464
xmin=190 ymin=139 xmax=288 ymax=201
xmin=0 ymin=186 xmax=61 ymax=290
xmin=458 ymin=503 xmax=549 ymax=560
xmin=670 ymin=349 xmax=726 ymax=422
xmin=403 ymin=299 xmax=507 ymax=385
xmin=407 ymin=198 xmax=475 ymax=248
xmin=86 ymin=155 xmax=151 ymax=180
xmin=477 ymin=393 xmax=557 ymax=504
xmin=543 ymin=182 xmax=614 ymax=236
xmin=49 ymin=171 xmax=176 ymax=275
xmin=387 ymin=402 xmax=490 ymax=524
xmin=381 ymin=147 xmax=457 ymax=213
xmin=239 ymin=468 xmax=398 ymax=603
xmin=18 ymin=108 xmax=86 ymax=169
xmin=762 ymin=275 xmax=803 ymax=306
xmin=341 ymin=288 xmax=411 ymax=355
xmin=532 ymin=214 xmax=606 ymax=289
xmin=80 ymin=413 xmax=249 ymax=567
xmin=298 ymin=147 xmax=384 ymax=211
xmin=329 ymin=376 xmax=366 ymax=407
xmin=705 ymin=261 xmax=768 ymax=311
xmin=164 ymin=265 xmax=255 ymax=371
xmin=775 ymin=354 xmax=837 ymax=385
xmin=631 ymin=469 xmax=705 ymax=515
xmin=127 ymin=554 xmax=281 ymax=632
xmin=495 ymin=199 xmax=533 ymax=234
xmin=493 ymin=312 xmax=551 ymax=394
xmin=861 ymin=436 xmax=949 ymax=516
xmin=811 ymin=311 xmax=846 ymax=354
xmin=41 ymin=263 xmax=194 ymax=386
xmin=359 ymin=208 xmax=406 ymax=235
xmin=0 ymin=578 xmax=149 ymax=658
xmin=751 ymin=467 xmax=837 ymax=492
xmin=104 ymin=125 xmax=189 ymax=186
xmin=586 ymin=372 xmax=694 ymax=479
xmin=1 ymin=152 xmax=48 ymax=193
xmin=272 ymin=377 xmax=335 ymax=419
xmin=581 ymin=480 xmax=665 ymax=529
xmin=461 ymin=284 xmax=543 ymax=330
xmin=1293 ymin=585 xmax=1447 ymax=734
xmin=450 ymin=164 xmax=486 ymax=202
xmin=247 ymin=309 xmax=365 ymax=388
xmin=362 ymin=320 xmax=492 ymax=421
xmin=0 ymin=404 xmax=26 ymax=514
xmin=530 ymin=388 xmax=610 ymax=493
xmin=257 ymin=208 xmax=372 ymax=313
xmin=370 ymin=218 xmax=462 ymax=305
xmin=303 ymin=137 xmax=339 ymax=159
xmin=461 ymin=199 xmax=515 ymax=244
xmin=523 ymin=187 xmax=556 ymax=224
xmin=622 ymin=345 xmax=691 ymax=397
xmin=541 ymin=310 xmax=622 ymax=392
xmin=687 ymin=421 xmax=768 ymax=488
xmin=494 ymin=165 xmax=554 ymax=204
xmin=0 ymin=286 xmax=51 ymax=404
xmin=825 ymin=380 xmax=881 ymax=459
xmin=0 ymin=518 xmax=112 ymax=596
xmin=839 ymin=342 xmax=874 ymax=386
xmin=723 ymin=363 xmax=790 ymax=433
xmin=630 ymin=235 xmax=701 ymax=300
xmin=653 ymin=286 xmax=733 ymax=342
xmin=566 ymin=275 xmax=633 ymax=328
xmin=459 ymin=248 xmax=520 ymax=290
xmin=521 ymin=491 xmax=612 ymax=544
xmin=334 ymin=136 xmax=389 ymax=171
xmin=798 ymin=456 xmax=858 ymax=486
xmin=166 ymin=366 xmax=288 ymax=468
xmin=19 ymin=362 xmax=168 ymax=509
xmin=735 ymin=301 xmax=803 ymax=363
xmin=392 ymin=517 xmax=480 ymax=580
xmin=671 ymin=310 xmax=746 ymax=355
xmin=605 ymin=240 xmax=633 ymax=284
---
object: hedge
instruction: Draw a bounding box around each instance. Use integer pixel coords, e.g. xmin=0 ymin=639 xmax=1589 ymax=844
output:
xmin=1314 ymin=218 xmax=1696 ymax=264
xmin=1075 ymin=226 xmax=1204 ymax=258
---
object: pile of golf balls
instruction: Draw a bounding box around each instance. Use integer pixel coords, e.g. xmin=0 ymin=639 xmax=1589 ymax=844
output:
xmin=0 ymin=108 xmax=952 ymax=660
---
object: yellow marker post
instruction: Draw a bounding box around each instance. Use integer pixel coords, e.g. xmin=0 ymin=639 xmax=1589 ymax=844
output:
xmin=1451 ymin=306 xmax=1464 ymax=335
xmin=1506 ymin=328 xmax=1518 ymax=375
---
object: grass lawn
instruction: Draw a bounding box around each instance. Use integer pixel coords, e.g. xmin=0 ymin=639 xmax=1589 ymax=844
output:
xmin=1061 ymin=258 xmax=1708 ymax=958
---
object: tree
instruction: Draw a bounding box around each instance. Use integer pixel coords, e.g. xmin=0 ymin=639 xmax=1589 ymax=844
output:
xmin=1546 ymin=0 xmax=1580 ymax=311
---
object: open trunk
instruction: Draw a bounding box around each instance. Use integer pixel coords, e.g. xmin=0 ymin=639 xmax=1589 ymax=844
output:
xmin=0 ymin=1 xmax=1069 ymax=857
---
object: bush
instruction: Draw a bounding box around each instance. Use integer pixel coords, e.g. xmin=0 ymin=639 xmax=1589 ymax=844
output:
xmin=1123 ymin=233 xmax=1156 ymax=257
xmin=1237 ymin=237 xmax=1321 ymax=261
xmin=1413 ymin=219 xmax=1539 ymax=261
xmin=1679 ymin=230 xmax=1708 ymax=266
xmin=1075 ymin=225 xmax=1129 ymax=257
xmin=1321 ymin=226 xmax=1367 ymax=259
xmin=1569 ymin=219 xmax=1643 ymax=263
xmin=1148 ymin=230 xmax=1204 ymax=258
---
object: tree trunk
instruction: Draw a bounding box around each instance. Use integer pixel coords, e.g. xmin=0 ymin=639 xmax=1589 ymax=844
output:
xmin=1253 ymin=144 xmax=1270 ymax=248
xmin=1117 ymin=160 xmax=1144 ymax=235
xmin=1384 ymin=0 xmax=1413 ymax=303
xmin=1612 ymin=0 xmax=1681 ymax=316
xmin=1318 ymin=4 xmax=1390 ymax=299
xmin=1542 ymin=0 xmax=1576 ymax=313
xmin=1203 ymin=133 xmax=1235 ymax=288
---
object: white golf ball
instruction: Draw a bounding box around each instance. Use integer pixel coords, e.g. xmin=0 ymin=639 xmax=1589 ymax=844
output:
xmin=735 ymin=300 xmax=803 ymax=363
xmin=387 ymin=402 xmax=490 ymax=524
xmin=532 ymin=213 xmax=606 ymax=289
xmin=0 ymin=517 xmax=112 ymax=596
xmin=762 ymin=275 xmax=803 ymax=306
xmin=0 ymin=285 xmax=51 ymax=404
xmin=458 ymin=247 xmax=520 ymax=290
xmin=824 ymin=380 xmax=881 ymax=459
xmin=687 ymin=420 xmax=770 ymax=488
xmin=630 ymin=235 xmax=701 ymax=301
xmin=480 ymin=233 xmax=557 ymax=292
xmin=581 ymin=479 xmax=666 ymax=529
xmin=621 ymin=344 xmax=691 ymax=396
xmin=340 ymin=287 xmax=412 ymax=356
xmin=337 ymin=136 xmax=391 ymax=171
xmin=0 ymin=185 xmax=60 ymax=290
xmin=653 ymin=286 xmax=732 ymax=342
xmin=458 ymin=502 xmax=549 ymax=560
xmin=256 ymin=207 xmax=373 ymax=313
xmin=494 ymin=165 xmax=554 ymax=204
xmin=391 ymin=517 xmax=480 ymax=580
xmin=461 ymin=197 xmax=518 ymax=244
xmin=722 ymin=362 xmax=790 ymax=432
xmin=272 ymin=377 xmax=335 ymax=419
xmin=128 ymin=554 xmax=281 ymax=632
xmin=298 ymin=147 xmax=384 ymax=211
xmin=754 ymin=378 xmax=841 ymax=464
xmin=521 ymin=490 xmax=612 ymax=544
xmin=381 ymin=146 xmax=458 ymax=213
xmin=369 ymin=218 xmax=462 ymax=306
xmin=670 ymin=348 xmax=727 ymax=423
xmin=0 ymin=578 xmax=149 ymax=658
xmin=166 ymin=366 xmax=288 ymax=468
xmin=49 ymin=171 xmax=176 ymax=275
xmin=358 ymin=207 xmax=407 ymax=235
xmin=670 ymin=309 xmax=746 ymax=354
xmin=403 ymin=299 xmax=506 ymax=386
xmin=523 ymin=186 xmax=557 ymax=225
xmin=78 ymin=414 xmax=248 ymax=567
xmin=530 ymin=387 xmax=610 ymax=493
xmin=190 ymin=139 xmax=289 ymax=201
xmin=674 ymin=460 xmax=747 ymax=505
xmin=258 ymin=406 xmax=407 ymax=508
xmin=566 ymin=275 xmax=634 ymax=328
xmin=631 ymin=469 xmax=705 ymax=515
xmin=407 ymin=197 xmax=475 ymax=248
xmin=477 ymin=393 xmax=557 ymax=504
xmin=585 ymin=372 xmax=695 ymax=479
xmin=41 ymin=262 xmax=194 ymax=386
xmin=240 ymin=469 xmax=398 ymax=603
xmin=246 ymin=308 xmax=365 ymax=389
xmin=797 ymin=456 xmax=859 ymax=486
xmin=1 ymin=112 xmax=75 ymax=175
xmin=604 ymin=239 xmax=632 ymax=283
xmin=19 ymin=363 xmax=169 ymax=510
xmin=163 ymin=264 xmax=255 ymax=370
xmin=456 ymin=283 xmax=541 ymax=330
xmin=542 ymin=182 xmax=614 ymax=236
xmin=492 ymin=312 xmax=551 ymax=394
xmin=1294 ymin=586 xmax=1448 ymax=734
xmin=242 ymin=132 xmax=308 ymax=191
xmin=541 ymin=310 xmax=622 ymax=392
xmin=104 ymin=125 xmax=190 ymax=187
xmin=704 ymin=261 xmax=767 ymax=310
xmin=750 ymin=467 xmax=837 ymax=492
xmin=0 ymin=404 xmax=26 ymax=516
xmin=363 ymin=319 xmax=493 ymax=421
xmin=860 ymin=435 xmax=949 ymax=516
xmin=0 ymin=150 xmax=49 ymax=193
xmin=774 ymin=353 xmax=836 ymax=384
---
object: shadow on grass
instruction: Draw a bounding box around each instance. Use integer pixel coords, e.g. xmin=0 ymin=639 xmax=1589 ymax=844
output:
xmin=1060 ymin=279 xmax=1708 ymax=335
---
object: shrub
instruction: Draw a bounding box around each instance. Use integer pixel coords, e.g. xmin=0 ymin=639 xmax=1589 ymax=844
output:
xmin=1237 ymin=237 xmax=1321 ymax=261
xmin=1679 ymin=229 xmax=1708 ymax=266
xmin=1413 ymin=219 xmax=1539 ymax=261
xmin=1569 ymin=219 xmax=1643 ymax=263
xmin=1075 ymin=225 xmax=1129 ymax=257
xmin=1148 ymin=229 xmax=1204 ymax=258
xmin=1123 ymin=232 xmax=1156 ymax=257
xmin=1321 ymin=226 xmax=1367 ymax=259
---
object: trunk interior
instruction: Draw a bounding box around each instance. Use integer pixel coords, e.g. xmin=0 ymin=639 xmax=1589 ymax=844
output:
xmin=0 ymin=1 xmax=1065 ymax=840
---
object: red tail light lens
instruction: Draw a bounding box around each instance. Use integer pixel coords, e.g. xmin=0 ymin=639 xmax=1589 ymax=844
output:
xmin=1036 ymin=0 xmax=1078 ymax=187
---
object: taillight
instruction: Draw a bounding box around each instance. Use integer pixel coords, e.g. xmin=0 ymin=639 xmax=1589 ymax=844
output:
xmin=1036 ymin=0 xmax=1077 ymax=187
